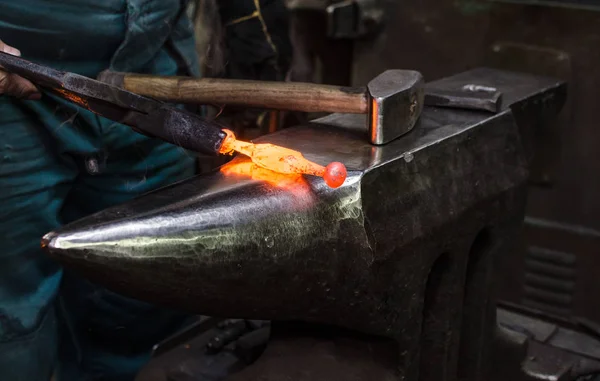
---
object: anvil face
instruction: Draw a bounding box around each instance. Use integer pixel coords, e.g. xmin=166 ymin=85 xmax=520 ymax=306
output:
xmin=43 ymin=69 xmax=565 ymax=342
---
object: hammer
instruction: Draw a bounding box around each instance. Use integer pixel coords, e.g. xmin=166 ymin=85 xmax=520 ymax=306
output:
xmin=98 ymin=70 xmax=425 ymax=145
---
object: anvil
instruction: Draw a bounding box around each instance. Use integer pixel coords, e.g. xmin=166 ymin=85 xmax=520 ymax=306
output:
xmin=43 ymin=68 xmax=566 ymax=381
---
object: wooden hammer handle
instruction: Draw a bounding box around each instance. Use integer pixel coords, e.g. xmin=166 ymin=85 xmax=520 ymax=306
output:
xmin=98 ymin=72 xmax=369 ymax=114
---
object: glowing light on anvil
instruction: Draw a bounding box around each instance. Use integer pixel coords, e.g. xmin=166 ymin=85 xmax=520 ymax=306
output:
xmin=218 ymin=129 xmax=347 ymax=188
xmin=220 ymin=158 xmax=307 ymax=190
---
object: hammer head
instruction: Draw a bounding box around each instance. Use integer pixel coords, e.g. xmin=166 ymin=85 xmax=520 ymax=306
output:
xmin=367 ymin=70 xmax=424 ymax=145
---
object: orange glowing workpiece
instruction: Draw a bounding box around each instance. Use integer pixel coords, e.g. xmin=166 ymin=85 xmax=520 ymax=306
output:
xmin=218 ymin=129 xmax=347 ymax=188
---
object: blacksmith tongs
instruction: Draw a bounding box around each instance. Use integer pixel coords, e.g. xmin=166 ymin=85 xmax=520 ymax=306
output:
xmin=0 ymin=51 xmax=348 ymax=187
xmin=0 ymin=51 xmax=227 ymax=156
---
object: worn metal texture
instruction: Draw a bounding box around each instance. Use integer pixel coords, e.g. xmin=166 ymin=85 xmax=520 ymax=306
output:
xmin=424 ymin=85 xmax=502 ymax=113
xmin=485 ymin=41 xmax=571 ymax=186
xmin=0 ymin=51 xmax=227 ymax=156
xmin=367 ymin=70 xmax=424 ymax=144
xmin=346 ymin=2 xmax=600 ymax=378
xmin=350 ymin=0 xmax=600 ymax=332
xmin=43 ymin=68 xmax=564 ymax=381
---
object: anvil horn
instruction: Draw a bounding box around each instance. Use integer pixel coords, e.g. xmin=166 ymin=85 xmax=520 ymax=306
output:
xmin=42 ymin=163 xmax=380 ymax=333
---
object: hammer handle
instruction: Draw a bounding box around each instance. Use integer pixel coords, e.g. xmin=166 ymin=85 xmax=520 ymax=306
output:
xmin=99 ymin=72 xmax=369 ymax=114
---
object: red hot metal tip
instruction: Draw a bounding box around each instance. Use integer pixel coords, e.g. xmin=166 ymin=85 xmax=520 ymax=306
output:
xmin=218 ymin=129 xmax=347 ymax=188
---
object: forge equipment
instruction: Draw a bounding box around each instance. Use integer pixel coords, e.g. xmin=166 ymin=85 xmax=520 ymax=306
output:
xmin=0 ymin=51 xmax=348 ymax=187
xmin=41 ymin=68 xmax=581 ymax=381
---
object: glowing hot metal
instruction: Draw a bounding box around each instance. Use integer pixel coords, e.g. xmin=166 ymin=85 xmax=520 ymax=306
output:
xmin=218 ymin=129 xmax=347 ymax=188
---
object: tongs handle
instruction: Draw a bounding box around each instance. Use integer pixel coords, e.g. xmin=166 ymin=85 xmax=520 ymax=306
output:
xmin=0 ymin=51 xmax=64 ymax=88
xmin=0 ymin=51 xmax=228 ymax=156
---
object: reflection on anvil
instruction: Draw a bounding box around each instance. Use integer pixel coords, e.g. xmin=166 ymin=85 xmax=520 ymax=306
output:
xmin=42 ymin=68 xmax=567 ymax=381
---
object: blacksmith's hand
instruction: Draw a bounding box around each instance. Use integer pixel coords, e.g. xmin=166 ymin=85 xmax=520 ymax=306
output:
xmin=0 ymin=40 xmax=41 ymax=99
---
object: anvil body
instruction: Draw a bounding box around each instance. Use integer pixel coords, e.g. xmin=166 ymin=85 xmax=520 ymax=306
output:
xmin=44 ymin=68 xmax=566 ymax=381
